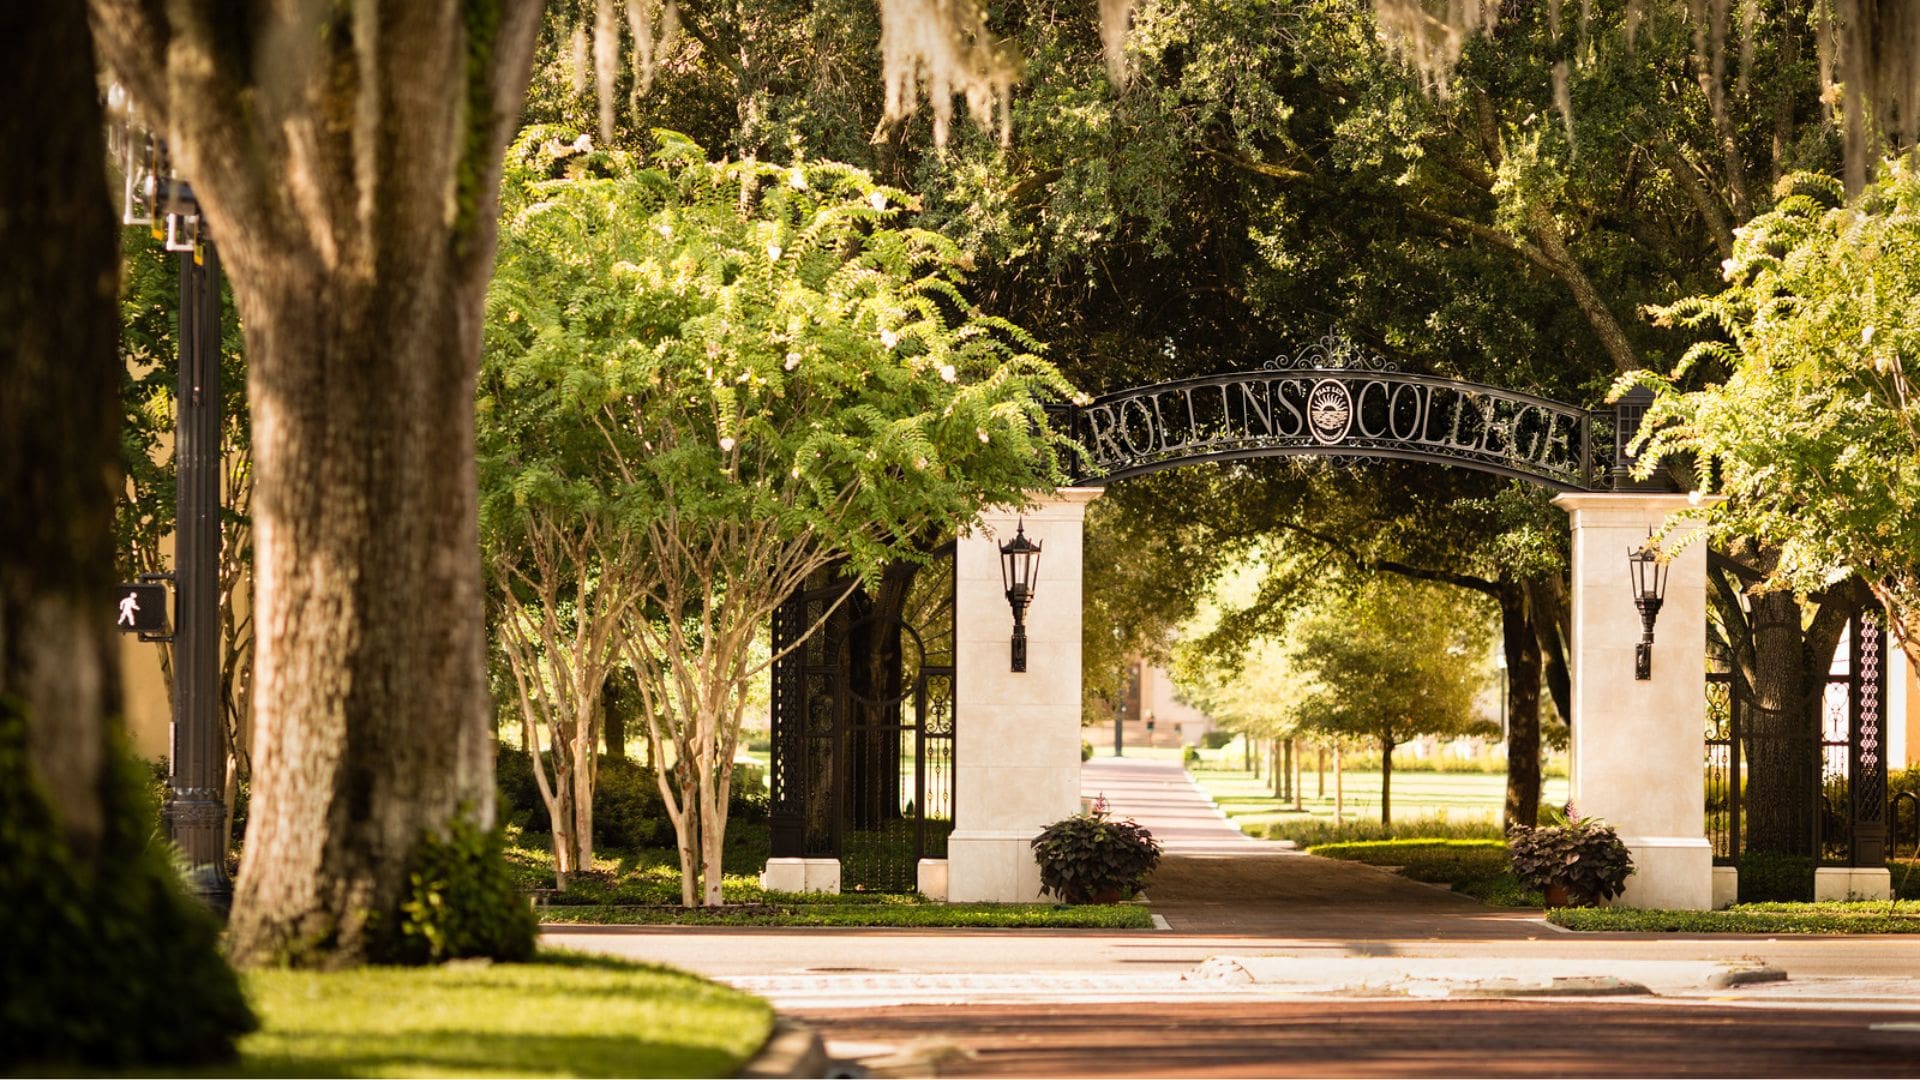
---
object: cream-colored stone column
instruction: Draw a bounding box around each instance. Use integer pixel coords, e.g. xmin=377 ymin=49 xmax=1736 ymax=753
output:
xmin=946 ymin=489 xmax=1102 ymax=902
xmin=1553 ymin=493 xmax=1713 ymax=910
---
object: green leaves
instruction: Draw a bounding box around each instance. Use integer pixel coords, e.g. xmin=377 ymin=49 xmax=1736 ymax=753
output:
xmin=1636 ymin=164 xmax=1920 ymax=625
xmin=1030 ymin=804 xmax=1163 ymax=903
xmin=482 ymin=128 xmax=1079 ymax=577
xmin=1506 ymin=815 xmax=1635 ymax=904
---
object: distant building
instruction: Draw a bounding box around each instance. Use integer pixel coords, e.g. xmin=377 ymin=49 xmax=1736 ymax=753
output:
xmin=1097 ymin=656 xmax=1213 ymax=749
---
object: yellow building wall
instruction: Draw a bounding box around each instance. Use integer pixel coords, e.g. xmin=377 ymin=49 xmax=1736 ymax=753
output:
xmin=120 ymin=634 xmax=172 ymax=762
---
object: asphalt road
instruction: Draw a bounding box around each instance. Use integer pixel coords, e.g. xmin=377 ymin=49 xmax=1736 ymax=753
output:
xmin=544 ymin=758 xmax=1920 ymax=1076
xmin=794 ymin=1000 xmax=1920 ymax=1077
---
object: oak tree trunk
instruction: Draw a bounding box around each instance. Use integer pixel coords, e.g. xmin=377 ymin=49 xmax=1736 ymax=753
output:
xmin=1743 ymin=591 xmax=1816 ymax=855
xmin=1500 ymin=582 xmax=1545 ymax=829
xmin=604 ymin=675 xmax=628 ymax=758
xmin=227 ymin=272 xmax=498 ymax=963
xmin=2 ymin=0 xmax=123 ymax=876
xmin=88 ymin=2 xmax=544 ymax=966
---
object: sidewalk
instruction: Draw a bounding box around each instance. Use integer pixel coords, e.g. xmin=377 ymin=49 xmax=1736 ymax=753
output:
xmin=1085 ymin=757 xmax=1541 ymax=939
xmin=1081 ymin=756 xmax=1275 ymax=855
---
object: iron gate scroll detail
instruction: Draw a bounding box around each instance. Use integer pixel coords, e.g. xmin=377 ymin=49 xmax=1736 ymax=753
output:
xmin=1057 ymin=367 xmax=1600 ymax=491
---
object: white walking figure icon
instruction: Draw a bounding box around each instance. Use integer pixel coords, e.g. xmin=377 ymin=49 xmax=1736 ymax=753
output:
xmin=118 ymin=592 xmax=140 ymax=626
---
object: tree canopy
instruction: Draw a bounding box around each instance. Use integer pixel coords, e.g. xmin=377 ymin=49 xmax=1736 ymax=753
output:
xmin=1637 ymin=164 xmax=1920 ymax=650
xmin=481 ymin=128 xmax=1078 ymax=904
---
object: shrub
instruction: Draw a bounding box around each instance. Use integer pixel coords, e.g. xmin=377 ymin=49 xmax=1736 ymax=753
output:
xmin=1265 ymin=814 xmax=1505 ymax=847
xmin=1 ymin=704 xmax=256 ymax=1067
xmin=592 ymin=755 xmax=675 ymax=849
xmin=497 ymin=749 xmax=766 ymax=849
xmin=1081 ymin=739 xmax=1094 ymax=762
xmin=1030 ymin=801 xmax=1162 ymax=903
xmin=1737 ymin=851 xmax=1815 ymax=903
xmin=1182 ymin=745 xmax=1201 ymax=766
xmin=1507 ymin=814 xmax=1635 ymax=904
xmin=373 ymin=816 xmax=537 ymax=965
xmin=1201 ymin=730 xmax=1235 ymax=750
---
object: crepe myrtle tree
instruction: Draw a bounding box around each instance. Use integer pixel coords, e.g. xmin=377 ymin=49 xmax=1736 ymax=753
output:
xmin=483 ymin=129 xmax=1080 ymax=906
xmin=1632 ymin=167 xmax=1920 ymax=656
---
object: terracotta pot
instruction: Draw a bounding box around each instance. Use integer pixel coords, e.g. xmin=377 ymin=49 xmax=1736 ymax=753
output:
xmin=1543 ymin=883 xmax=1572 ymax=908
xmin=1089 ymin=886 xmax=1126 ymax=904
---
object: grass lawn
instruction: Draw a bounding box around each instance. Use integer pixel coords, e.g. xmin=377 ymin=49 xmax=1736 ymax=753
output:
xmin=540 ymin=901 xmax=1154 ymax=928
xmin=1549 ymin=901 xmax=1920 ymax=934
xmin=509 ymin=827 xmax=1150 ymax=928
xmin=232 ymin=952 xmax=771 ymax=1078
xmin=1308 ymin=839 xmax=1543 ymax=907
xmin=1186 ymin=766 xmax=1568 ymax=840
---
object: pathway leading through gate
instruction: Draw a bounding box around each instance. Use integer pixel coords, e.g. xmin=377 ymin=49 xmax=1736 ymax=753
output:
xmin=1082 ymin=757 xmax=1543 ymax=939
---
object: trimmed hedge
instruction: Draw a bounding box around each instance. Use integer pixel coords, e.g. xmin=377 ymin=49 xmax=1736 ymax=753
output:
xmin=1551 ymin=902 xmax=1920 ymax=934
xmin=1268 ymin=814 xmax=1506 ymax=847
xmin=1307 ymin=838 xmax=1542 ymax=907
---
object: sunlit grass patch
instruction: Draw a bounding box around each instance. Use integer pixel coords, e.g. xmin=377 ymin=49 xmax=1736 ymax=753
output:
xmin=232 ymin=952 xmax=770 ymax=1078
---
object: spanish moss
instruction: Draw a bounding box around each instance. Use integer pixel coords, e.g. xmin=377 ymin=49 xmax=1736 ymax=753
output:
xmin=1371 ymin=0 xmax=1920 ymax=188
xmin=877 ymin=0 xmax=1021 ymax=146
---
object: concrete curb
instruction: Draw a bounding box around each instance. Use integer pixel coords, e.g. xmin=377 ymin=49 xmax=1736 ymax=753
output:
xmin=1189 ymin=956 xmax=1790 ymax=1000
xmin=737 ymin=1018 xmax=833 ymax=1079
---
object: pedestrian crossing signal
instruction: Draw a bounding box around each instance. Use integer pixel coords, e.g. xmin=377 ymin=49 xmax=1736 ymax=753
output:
xmin=114 ymin=583 xmax=170 ymax=636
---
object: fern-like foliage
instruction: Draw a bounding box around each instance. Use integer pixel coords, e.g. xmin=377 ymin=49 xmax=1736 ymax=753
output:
xmin=479 ymin=129 xmax=1084 ymax=904
xmin=1633 ymin=163 xmax=1920 ymax=645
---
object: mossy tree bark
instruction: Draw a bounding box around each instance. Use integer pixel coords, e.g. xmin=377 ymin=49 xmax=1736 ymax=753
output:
xmin=90 ymin=1 xmax=543 ymax=966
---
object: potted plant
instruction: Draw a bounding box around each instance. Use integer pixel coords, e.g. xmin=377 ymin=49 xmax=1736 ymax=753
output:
xmin=1507 ymin=808 xmax=1635 ymax=907
xmin=1030 ymin=798 xmax=1162 ymax=903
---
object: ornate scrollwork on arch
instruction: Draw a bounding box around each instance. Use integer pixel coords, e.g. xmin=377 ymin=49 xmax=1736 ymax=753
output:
xmin=1263 ymin=333 xmax=1399 ymax=373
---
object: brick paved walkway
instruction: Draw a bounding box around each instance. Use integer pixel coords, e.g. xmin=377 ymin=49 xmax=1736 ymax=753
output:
xmin=1083 ymin=757 xmax=1542 ymax=939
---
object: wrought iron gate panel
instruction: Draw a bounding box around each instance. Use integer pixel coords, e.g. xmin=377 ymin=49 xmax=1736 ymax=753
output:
xmin=767 ymin=549 xmax=958 ymax=891
xmin=1819 ymin=659 xmax=1853 ymax=864
xmin=1704 ymin=597 xmax=1893 ymax=878
xmin=1851 ymin=607 xmax=1889 ymax=866
xmin=1705 ymin=672 xmax=1739 ymax=862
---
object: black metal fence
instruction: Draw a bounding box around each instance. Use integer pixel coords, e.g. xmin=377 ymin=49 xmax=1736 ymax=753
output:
xmin=1704 ymin=604 xmax=1892 ymax=897
xmin=768 ymin=551 xmax=957 ymax=893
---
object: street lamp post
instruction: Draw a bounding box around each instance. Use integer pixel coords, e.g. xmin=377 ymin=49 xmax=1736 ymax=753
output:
xmin=115 ymin=112 xmax=232 ymax=912
xmin=170 ymin=220 xmax=232 ymax=912
xmin=1628 ymin=537 xmax=1669 ymax=681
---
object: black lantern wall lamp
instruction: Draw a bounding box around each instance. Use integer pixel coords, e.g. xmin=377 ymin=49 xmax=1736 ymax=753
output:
xmin=999 ymin=519 xmax=1043 ymax=672
xmin=1628 ymin=534 xmax=1669 ymax=680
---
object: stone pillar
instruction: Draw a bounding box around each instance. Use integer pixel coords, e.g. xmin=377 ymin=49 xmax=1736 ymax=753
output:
xmin=947 ymin=490 xmax=1101 ymax=902
xmin=1553 ymin=493 xmax=1713 ymax=910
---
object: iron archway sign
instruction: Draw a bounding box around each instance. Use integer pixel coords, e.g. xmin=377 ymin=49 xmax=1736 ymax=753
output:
xmin=1055 ymin=338 xmax=1608 ymax=492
